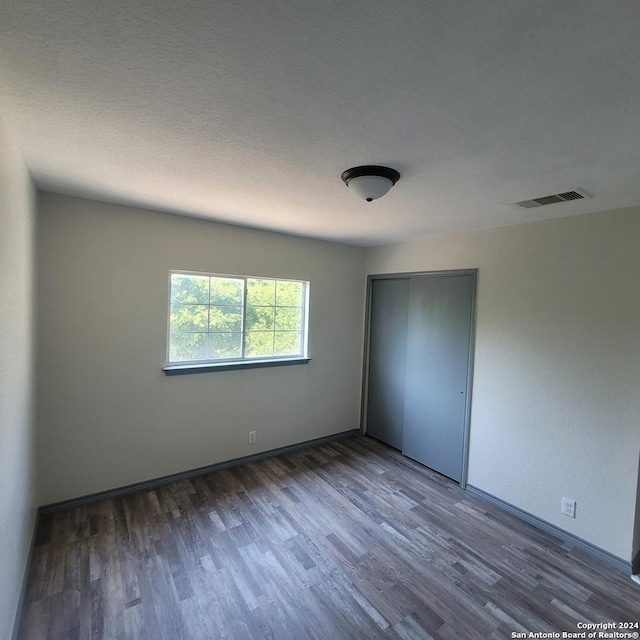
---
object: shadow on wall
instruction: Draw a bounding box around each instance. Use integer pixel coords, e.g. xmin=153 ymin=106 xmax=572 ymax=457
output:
xmin=633 ymin=449 xmax=640 ymax=581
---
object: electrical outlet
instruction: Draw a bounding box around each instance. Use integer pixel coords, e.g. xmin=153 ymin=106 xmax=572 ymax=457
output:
xmin=248 ymin=430 xmax=257 ymax=444
xmin=561 ymin=497 xmax=576 ymax=518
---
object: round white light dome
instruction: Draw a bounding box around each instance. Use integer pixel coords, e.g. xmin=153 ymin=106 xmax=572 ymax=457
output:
xmin=346 ymin=175 xmax=395 ymax=202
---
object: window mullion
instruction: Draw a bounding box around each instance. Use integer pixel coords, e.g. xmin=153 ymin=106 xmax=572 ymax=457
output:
xmin=241 ymin=277 xmax=248 ymax=359
xmin=207 ymin=276 xmax=212 ymax=360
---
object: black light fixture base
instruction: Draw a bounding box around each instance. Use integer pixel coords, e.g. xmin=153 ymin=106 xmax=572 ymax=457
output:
xmin=341 ymin=165 xmax=400 ymax=186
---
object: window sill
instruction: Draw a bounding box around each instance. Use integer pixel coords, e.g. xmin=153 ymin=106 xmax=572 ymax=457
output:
xmin=163 ymin=357 xmax=311 ymax=375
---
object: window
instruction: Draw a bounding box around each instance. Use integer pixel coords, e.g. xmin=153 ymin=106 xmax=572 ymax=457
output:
xmin=167 ymin=271 xmax=308 ymax=366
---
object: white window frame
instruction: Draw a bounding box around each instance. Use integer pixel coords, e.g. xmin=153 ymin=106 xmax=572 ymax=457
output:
xmin=166 ymin=270 xmax=310 ymax=368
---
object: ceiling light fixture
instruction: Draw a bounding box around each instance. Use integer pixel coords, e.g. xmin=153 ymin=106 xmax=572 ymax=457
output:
xmin=341 ymin=165 xmax=400 ymax=202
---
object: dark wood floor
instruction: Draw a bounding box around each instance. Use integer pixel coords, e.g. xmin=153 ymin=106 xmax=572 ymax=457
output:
xmin=18 ymin=436 xmax=638 ymax=639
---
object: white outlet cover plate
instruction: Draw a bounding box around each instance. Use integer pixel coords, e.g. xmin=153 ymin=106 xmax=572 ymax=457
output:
xmin=561 ymin=498 xmax=576 ymax=517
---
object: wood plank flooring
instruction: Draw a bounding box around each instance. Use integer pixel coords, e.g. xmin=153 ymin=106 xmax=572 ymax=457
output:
xmin=18 ymin=436 xmax=639 ymax=639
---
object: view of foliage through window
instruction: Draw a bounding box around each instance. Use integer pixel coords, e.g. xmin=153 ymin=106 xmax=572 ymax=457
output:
xmin=169 ymin=273 xmax=307 ymax=363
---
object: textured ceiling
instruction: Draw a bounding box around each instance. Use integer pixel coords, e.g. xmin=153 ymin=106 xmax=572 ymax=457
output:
xmin=2 ymin=0 xmax=640 ymax=246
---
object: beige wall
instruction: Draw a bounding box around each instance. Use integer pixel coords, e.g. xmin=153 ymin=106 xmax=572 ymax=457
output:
xmin=365 ymin=206 xmax=640 ymax=561
xmin=37 ymin=193 xmax=365 ymax=505
xmin=0 ymin=115 xmax=36 ymax=639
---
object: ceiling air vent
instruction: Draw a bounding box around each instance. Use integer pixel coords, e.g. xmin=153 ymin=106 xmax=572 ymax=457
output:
xmin=514 ymin=188 xmax=590 ymax=209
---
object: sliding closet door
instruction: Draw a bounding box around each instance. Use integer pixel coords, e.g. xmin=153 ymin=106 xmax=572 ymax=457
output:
xmin=365 ymin=278 xmax=409 ymax=450
xmin=402 ymin=274 xmax=474 ymax=482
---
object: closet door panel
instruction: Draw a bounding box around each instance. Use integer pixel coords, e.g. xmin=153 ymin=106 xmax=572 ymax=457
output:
xmin=402 ymin=275 xmax=473 ymax=481
xmin=365 ymin=278 xmax=409 ymax=450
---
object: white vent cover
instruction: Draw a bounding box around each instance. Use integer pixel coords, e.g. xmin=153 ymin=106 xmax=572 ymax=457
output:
xmin=514 ymin=188 xmax=590 ymax=209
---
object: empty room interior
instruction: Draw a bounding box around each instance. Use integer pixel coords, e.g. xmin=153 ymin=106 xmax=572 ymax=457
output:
xmin=2 ymin=1 xmax=640 ymax=639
